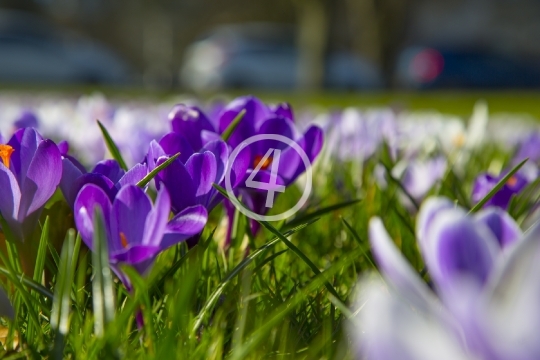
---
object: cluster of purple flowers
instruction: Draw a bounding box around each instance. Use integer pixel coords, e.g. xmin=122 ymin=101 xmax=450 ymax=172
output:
xmin=0 ymin=95 xmax=323 ymax=290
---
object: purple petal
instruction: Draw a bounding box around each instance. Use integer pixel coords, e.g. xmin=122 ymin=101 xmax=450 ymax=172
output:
xmin=7 ymin=128 xmax=41 ymax=184
xmin=474 ymin=208 xmax=522 ymax=249
xmin=479 ymin=220 xmax=540 ymax=358
xmin=112 ymin=245 xmax=161 ymax=266
xmin=117 ymin=164 xmax=148 ymax=188
xmin=0 ymin=165 xmax=21 ymax=229
xmin=158 ymin=132 xmax=195 ymax=164
xmin=185 ymin=151 xmax=217 ymax=198
xmin=92 ymin=159 xmax=125 ymax=184
xmin=18 ymin=139 xmax=62 ymax=217
xmin=69 ymin=173 xmax=116 ymax=207
xmin=202 ymin=140 xmax=228 ymax=184
xmin=252 ymin=117 xmax=296 ymax=155
xmin=416 ymin=197 xmax=455 ymax=249
xmin=271 ymin=102 xmax=294 ymax=121
xmin=170 ymin=104 xmax=215 ymax=151
xmin=60 ymin=158 xmax=85 ymax=207
xmin=110 ymin=185 xmax=152 ymax=255
xmin=161 ymin=205 xmax=208 ymax=249
xmin=141 ymin=188 xmax=171 ymax=247
xmin=145 ymin=140 xmax=166 ymax=172
xmin=74 ymin=184 xmax=113 ymax=251
xmin=218 ymin=96 xmax=270 ymax=148
xmin=57 ymin=140 xmax=69 ymax=156
xmin=425 ymin=208 xmax=499 ymax=290
xmin=369 ymin=217 xmax=436 ymax=311
xmin=201 ymin=130 xmax=222 ymax=145
xmin=278 ymin=125 xmax=323 ymax=183
xmin=230 ymin=145 xmax=251 ymax=188
xmin=155 ymin=158 xmax=196 ymax=213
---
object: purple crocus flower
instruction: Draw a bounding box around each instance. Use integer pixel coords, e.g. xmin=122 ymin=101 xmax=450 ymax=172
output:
xmin=60 ymin=144 xmax=147 ymax=208
xmin=146 ymin=133 xmax=249 ymax=216
xmin=472 ymin=171 xmax=529 ymax=209
xmin=350 ymin=197 xmax=535 ymax=360
xmin=73 ymin=184 xmax=208 ymax=284
xmin=0 ymin=128 xmax=62 ymax=241
xmin=169 ymin=96 xmax=323 ymax=237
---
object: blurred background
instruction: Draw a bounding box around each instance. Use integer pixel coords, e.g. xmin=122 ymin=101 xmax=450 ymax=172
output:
xmin=2 ymin=0 xmax=540 ymax=92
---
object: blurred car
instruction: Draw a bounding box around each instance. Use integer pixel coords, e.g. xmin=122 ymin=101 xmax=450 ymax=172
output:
xmin=396 ymin=46 xmax=540 ymax=89
xmin=0 ymin=10 xmax=132 ymax=85
xmin=180 ymin=23 xmax=383 ymax=91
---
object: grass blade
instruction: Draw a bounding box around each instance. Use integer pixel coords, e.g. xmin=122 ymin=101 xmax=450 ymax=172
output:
xmin=91 ymin=207 xmax=115 ymax=337
xmin=283 ymin=199 xmax=361 ymax=230
xmin=51 ymin=229 xmax=77 ymax=359
xmin=213 ymin=183 xmax=342 ymax=301
xmin=97 ymin=120 xmax=128 ymax=171
xmin=191 ymin=219 xmax=315 ymax=335
xmin=230 ymin=247 xmax=363 ymax=360
xmin=136 ymin=152 xmax=181 ymax=188
xmin=221 ymin=109 xmax=246 ymax=141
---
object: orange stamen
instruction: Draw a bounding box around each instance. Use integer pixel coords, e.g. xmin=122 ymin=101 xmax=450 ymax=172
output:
xmin=507 ymin=176 xmax=518 ymax=187
xmin=120 ymin=232 xmax=129 ymax=249
xmin=0 ymin=144 xmax=14 ymax=168
xmin=253 ymin=155 xmax=272 ymax=171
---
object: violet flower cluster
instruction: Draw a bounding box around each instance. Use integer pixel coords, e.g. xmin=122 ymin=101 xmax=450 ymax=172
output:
xmin=351 ymin=197 xmax=539 ymax=360
xmin=0 ymin=94 xmax=323 ymax=296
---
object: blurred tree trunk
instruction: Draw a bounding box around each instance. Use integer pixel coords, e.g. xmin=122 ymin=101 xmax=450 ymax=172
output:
xmin=346 ymin=0 xmax=381 ymax=66
xmin=295 ymin=0 xmax=328 ymax=90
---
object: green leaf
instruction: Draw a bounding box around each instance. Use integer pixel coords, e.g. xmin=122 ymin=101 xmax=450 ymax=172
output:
xmin=191 ymin=219 xmax=315 ymax=335
xmin=137 ymin=152 xmax=181 ymax=188
xmin=380 ymin=161 xmax=420 ymax=210
xmin=97 ymin=120 xmax=128 ymax=171
xmin=230 ymin=247 xmax=363 ymax=360
xmin=33 ymin=217 xmax=49 ymax=286
xmin=469 ymin=158 xmax=528 ymax=213
xmin=283 ymin=198 xmax=361 ymax=230
xmin=91 ymin=207 xmax=115 ymax=337
xmin=221 ymin=109 xmax=246 ymax=141
xmin=51 ymin=229 xmax=77 ymax=359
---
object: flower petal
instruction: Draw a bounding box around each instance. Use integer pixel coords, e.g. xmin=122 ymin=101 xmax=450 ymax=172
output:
xmin=202 ymin=140 xmax=228 ymax=184
xmin=0 ymin=165 xmax=21 ymax=232
xmin=110 ymin=185 xmax=152 ymax=255
xmin=185 ymin=151 xmax=217 ymax=198
xmin=74 ymin=184 xmax=112 ymax=251
xmin=425 ymin=207 xmax=499 ymax=290
xmin=18 ymin=139 xmax=62 ymax=217
xmin=475 ymin=208 xmax=522 ymax=249
xmin=92 ymin=159 xmax=125 ymax=184
xmin=141 ymin=188 xmax=171 ymax=247
xmin=369 ymin=217 xmax=436 ymax=311
xmin=117 ymin=163 xmax=148 ymax=188
xmin=170 ymin=104 xmax=215 ymax=151
xmin=161 ymin=205 xmax=208 ymax=250
xmin=7 ymin=128 xmax=40 ymax=184
xmin=155 ymin=157 xmax=196 ymax=213
xmin=158 ymin=132 xmax=194 ymax=164
xmin=351 ymin=277 xmax=473 ymax=360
